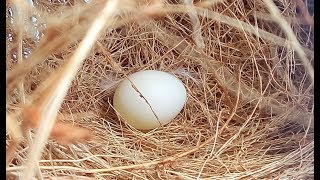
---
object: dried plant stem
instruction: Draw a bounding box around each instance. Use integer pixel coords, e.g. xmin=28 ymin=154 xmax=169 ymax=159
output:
xmin=12 ymin=0 xmax=27 ymax=104
xmin=11 ymin=0 xmax=31 ymax=25
xmin=6 ymin=3 xmax=314 ymax=94
xmin=195 ymin=0 xmax=225 ymax=7
xmin=242 ymin=141 xmax=314 ymax=178
xmin=6 ymin=25 xmax=85 ymax=94
xmin=215 ymin=96 xmax=264 ymax=157
xmin=196 ymin=111 xmax=222 ymax=179
xmin=6 ymin=141 xmax=19 ymax=167
xmin=21 ymin=0 xmax=119 ymax=179
xmin=263 ymin=0 xmax=314 ymax=83
xmin=6 ymin=114 xmax=23 ymax=145
xmin=181 ymin=0 xmax=205 ymax=49
xmin=148 ymin=16 xmax=312 ymax=128
xmin=8 ymin=140 xmax=312 ymax=177
xmin=269 ymin=46 xmax=299 ymax=94
xmin=8 ymin=98 xmax=262 ymax=175
xmin=17 ymin=32 xmax=26 ymax=104
xmin=26 ymin=131 xmax=44 ymax=180
xmin=218 ymin=69 xmax=241 ymax=134
xmin=14 ymin=19 xmax=40 ymax=177
xmin=96 ymin=41 xmax=123 ymax=73
xmin=6 ymin=114 xmax=23 ymax=167
xmin=139 ymin=4 xmax=314 ymax=123
xmin=304 ymin=104 xmax=314 ymax=138
xmin=6 ymin=2 xmax=106 ymax=93
xmin=254 ymin=11 xmax=310 ymax=26
xmin=6 ymin=0 xmax=313 ymax=178
xmin=141 ymin=4 xmax=314 ymax=58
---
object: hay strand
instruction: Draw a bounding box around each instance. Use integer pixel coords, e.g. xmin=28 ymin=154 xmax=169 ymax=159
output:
xmin=20 ymin=0 xmax=119 ymax=178
xmin=263 ymin=0 xmax=314 ymax=82
xmin=6 ymin=0 xmax=313 ymax=179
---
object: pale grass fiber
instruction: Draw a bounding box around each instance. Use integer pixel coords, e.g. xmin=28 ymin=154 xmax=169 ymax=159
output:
xmin=6 ymin=0 xmax=313 ymax=179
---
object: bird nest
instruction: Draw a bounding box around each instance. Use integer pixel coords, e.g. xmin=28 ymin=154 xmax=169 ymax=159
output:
xmin=6 ymin=0 xmax=314 ymax=179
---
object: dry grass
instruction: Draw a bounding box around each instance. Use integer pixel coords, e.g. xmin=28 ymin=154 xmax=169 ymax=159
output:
xmin=6 ymin=0 xmax=313 ymax=179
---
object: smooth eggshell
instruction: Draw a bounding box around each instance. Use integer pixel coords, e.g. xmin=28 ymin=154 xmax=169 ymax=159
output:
xmin=113 ymin=70 xmax=187 ymax=130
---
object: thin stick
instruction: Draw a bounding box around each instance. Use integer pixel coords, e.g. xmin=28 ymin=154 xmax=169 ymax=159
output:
xmin=21 ymin=0 xmax=119 ymax=179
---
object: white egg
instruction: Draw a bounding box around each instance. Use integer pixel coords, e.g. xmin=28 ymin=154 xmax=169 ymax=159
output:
xmin=113 ymin=70 xmax=187 ymax=130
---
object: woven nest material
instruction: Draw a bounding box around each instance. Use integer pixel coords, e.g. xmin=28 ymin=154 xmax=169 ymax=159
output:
xmin=6 ymin=0 xmax=314 ymax=179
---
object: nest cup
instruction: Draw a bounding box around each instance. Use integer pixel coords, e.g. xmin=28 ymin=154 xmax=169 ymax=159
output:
xmin=6 ymin=0 xmax=314 ymax=179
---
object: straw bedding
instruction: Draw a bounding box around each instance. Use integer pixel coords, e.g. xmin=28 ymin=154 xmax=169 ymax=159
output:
xmin=6 ymin=0 xmax=314 ymax=179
